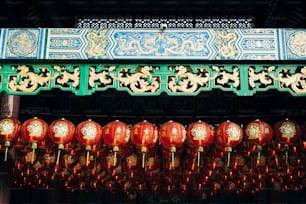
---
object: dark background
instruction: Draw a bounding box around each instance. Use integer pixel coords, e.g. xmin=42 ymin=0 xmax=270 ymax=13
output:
xmin=0 ymin=0 xmax=306 ymax=28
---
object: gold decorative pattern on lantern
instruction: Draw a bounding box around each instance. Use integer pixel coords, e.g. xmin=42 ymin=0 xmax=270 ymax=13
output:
xmin=168 ymin=65 xmax=214 ymax=93
xmin=0 ymin=119 xmax=15 ymax=135
xmin=279 ymin=121 xmax=296 ymax=138
xmin=212 ymin=66 xmax=240 ymax=88
xmin=226 ymin=125 xmax=241 ymax=141
xmin=191 ymin=125 xmax=207 ymax=140
xmin=89 ymin=66 xmax=116 ymax=88
xmin=52 ymin=121 xmax=69 ymax=138
xmin=118 ymin=66 xmax=160 ymax=93
xmin=246 ymin=123 xmax=260 ymax=140
xmin=81 ymin=124 xmax=97 ymax=140
xmin=54 ymin=66 xmax=80 ymax=88
xmin=27 ymin=121 xmax=44 ymax=137
xmin=8 ymin=65 xmax=50 ymax=92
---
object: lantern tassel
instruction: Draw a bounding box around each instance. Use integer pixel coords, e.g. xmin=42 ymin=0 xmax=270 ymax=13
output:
xmin=31 ymin=148 xmax=36 ymax=164
xmin=142 ymin=152 xmax=146 ymax=169
xmin=31 ymin=142 xmax=38 ymax=164
xmin=4 ymin=146 xmax=8 ymax=162
xmin=225 ymin=147 xmax=232 ymax=168
xmin=256 ymin=146 xmax=262 ymax=166
xmin=285 ymin=150 xmax=288 ymax=166
xmin=197 ymin=151 xmax=201 ymax=168
xmin=197 ymin=147 xmax=204 ymax=170
xmin=171 ymin=152 xmax=175 ymax=170
xmin=257 ymin=151 xmax=261 ymax=166
xmin=86 ymin=150 xmax=90 ymax=167
xmin=56 ymin=149 xmax=61 ymax=166
xmin=227 ymin=151 xmax=231 ymax=167
xmin=284 ymin=145 xmax=289 ymax=166
xmin=171 ymin=146 xmax=176 ymax=170
xmin=114 ymin=151 xmax=117 ymax=167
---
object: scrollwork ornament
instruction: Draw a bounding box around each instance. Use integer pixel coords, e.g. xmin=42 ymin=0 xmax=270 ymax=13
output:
xmin=212 ymin=66 xmax=240 ymax=88
xmin=53 ymin=66 xmax=80 ymax=88
xmin=89 ymin=66 xmax=116 ymax=88
xmin=274 ymin=66 xmax=306 ymax=94
xmin=118 ymin=66 xmax=160 ymax=93
xmin=248 ymin=66 xmax=275 ymax=88
xmin=168 ymin=65 xmax=212 ymax=93
xmin=8 ymin=65 xmax=50 ymax=92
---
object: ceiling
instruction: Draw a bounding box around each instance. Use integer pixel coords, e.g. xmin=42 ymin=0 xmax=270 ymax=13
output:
xmin=0 ymin=0 xmax=305 ymax=28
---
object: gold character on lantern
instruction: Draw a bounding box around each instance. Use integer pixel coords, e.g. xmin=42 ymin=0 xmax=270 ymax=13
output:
xmin=279 ymin=121 xmax=296 ymax=138
xmin=227 ymin=125 xmax=241 ymax=141
xmin=191 ymin=125 xmax=207 ymax=140
xmin=52 ymin=122 xmax=69 ymax=138
xmin=81 ymin=124 xmax=97 ymax=140
xmin=246 ymin=123 xmax=259 ymax=140
xmin=0 ymin=119 xmax=14 ymax=134
xmin=27 ymin=121 xmax=43 ymax=137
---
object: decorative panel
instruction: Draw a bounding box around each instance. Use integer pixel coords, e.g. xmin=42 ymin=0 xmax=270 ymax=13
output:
xmin=0 ymin=63 xmax=305 ymax=97
xmin=0 ymin=28 xmax=305 ymax=60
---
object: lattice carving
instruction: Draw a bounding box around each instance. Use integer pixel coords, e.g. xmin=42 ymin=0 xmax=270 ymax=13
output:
xmin=118 ymin=66 xmax=160 ymax=94
xmin=53 ymin=66 xmax=80 ymax=88
xmin=168 ymin=65 xmax=213 ymax=93
xmin=275 ymin=66 xmax=306 ymax=94
xmin=248 ymin=66 xmax=275 ymax=89
xmin=212 ymin=66 xmax=240 ymax=89
xmin=8 ymin=65 xmax=50 ymax=92
xmin=89 ymin=66 xmax=116 ymax=88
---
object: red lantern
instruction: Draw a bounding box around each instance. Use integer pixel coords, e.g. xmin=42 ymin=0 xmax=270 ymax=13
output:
xmin=131 ymin=120 xmax=158 ymax=168
xmin=0 ymin=117 xmax=21 ymax=162
xmin=49 ymin=118 xmax=75 ymax=166
xmin=158 ymin=120 xmax=186 ymax=170
xmin=186 ymin=121 xmax=214 ymax=168
xmin=244 ymin=119 xmax=273 ymax=165
xmin=273 ymin=119 xmax=301 ymax=165
xmin=76 ymin=119 xmax=102 ymax=166
xmin=21 ymin=117 xmax=48 ymax=164
xmin=215 ymin=120 xmax=243 ymax=167
xmin=103 ymin=120 xmax=130 ymax=166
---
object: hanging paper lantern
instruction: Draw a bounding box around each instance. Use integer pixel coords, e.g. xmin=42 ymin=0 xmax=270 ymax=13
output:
xmin=244 ymin=119 xmax=273 ymax=165
xmin=0 ymin=117 xmax=21 ymax=162
xmin=131 ymin=120 xmax=158 ymax=168
xmin=21 ymin=117 xmax=48 ymax=164
xmin=48 ymin=118 xmax=75 ymax=166
xmin=186 ymin=121 xmax=214 ymax=168
xmin=158 ymin=120 xmax=186 ymax=170
xmin=215 ymin=120 xmax=243 ymax=167
xmin=76 ymin=119 xmax=102 ymax=166
xmin=273 ymin=119 xmax=301 ymax=165
xmin=103 ymin=120 xmax=130 ymax=166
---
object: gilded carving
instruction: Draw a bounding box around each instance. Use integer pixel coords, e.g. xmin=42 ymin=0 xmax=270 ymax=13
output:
xmin=85 ymin=29 xmax=108 ymax=59
xmin=89 ymin=66 xmax=116 ymax=88
xmin=274 ymin=66 xmax=306 ymax=94
xmin=168 ymin=65 xmax=212 ymax=93
xmin=212 ymin=66 xmax=240 ymax=88
xmin=8 ymin=65 xmax=50 ymax=92
xmin=118 ymin=66 xmax=160 ymax=93
xmin=248 ymin=66 xmax=275 ymax=88
xmin=214 ymin=30 xmax=238 ymax=60
xmin=53 ymin=66 xmax=80 ymax=88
